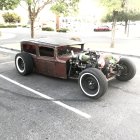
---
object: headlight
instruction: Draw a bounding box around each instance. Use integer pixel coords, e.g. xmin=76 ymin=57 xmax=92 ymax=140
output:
xmin=98 ymin=56 xmax=105 ymax=68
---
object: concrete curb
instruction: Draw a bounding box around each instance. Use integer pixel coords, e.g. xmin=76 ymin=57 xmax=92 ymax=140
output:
xmin=98 ymin=50 xmax=140 ymax=59
xmin=0 ymin=46 xmax=20 ymax=53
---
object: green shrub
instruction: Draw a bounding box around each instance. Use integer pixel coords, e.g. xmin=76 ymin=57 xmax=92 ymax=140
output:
xmin=0 ymin=25 xmax=17 ymax=28
xmin=22 ymin=25 xmax=28 ymax=28
xmin=2 ymin=12 xmax=21 ymax=24
xmin=56 ymin=28 xmax=69 ymax=32
xmin=42 ymin=27 xmax=54 ymax=31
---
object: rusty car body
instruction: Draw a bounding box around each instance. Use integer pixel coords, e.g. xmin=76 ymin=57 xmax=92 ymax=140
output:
xmin=15 ymin=37 xmax=136 ymax=99
xmin=19 ymin=38 xmax=84 ymax=79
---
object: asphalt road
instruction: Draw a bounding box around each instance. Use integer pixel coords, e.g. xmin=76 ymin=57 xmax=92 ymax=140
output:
xmin=0 ymin=49 xmax=140 ymax=140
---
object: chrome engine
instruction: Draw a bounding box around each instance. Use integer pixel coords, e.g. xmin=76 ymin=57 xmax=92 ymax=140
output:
xmin=68 ymin=50 xmax=120 ymax=79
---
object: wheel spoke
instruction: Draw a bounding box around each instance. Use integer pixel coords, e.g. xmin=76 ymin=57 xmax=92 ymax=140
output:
xmin=81 ymin=74 xmax=99 ymax=95
xmin=18 ymin=58 xmax=25 ymax=71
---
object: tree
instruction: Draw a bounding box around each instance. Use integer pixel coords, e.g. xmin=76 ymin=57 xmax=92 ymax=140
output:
xmin=102 ymin=11 xmax=127 ymax=32
xmin=101 ymin=0 xmax=140 ymax=47
xmin=0 ymin=0 xmax=19 ymax=10
xmin=51 ymin=0 xmax=79 ymax=30
xmin=100 ymin=0 xmax=126 ymax=48
xmin=102 ymin=10 xmax=140 ymax=34
xmin=1 ymin=0 xmax=79 ymax=38
xmin=0 ymin=0 xmax=19 ymax=37
xmin=2 ymin=12 xmax=21 ymax=23
xmin=21 ymin=0 xmax=52 ymax=38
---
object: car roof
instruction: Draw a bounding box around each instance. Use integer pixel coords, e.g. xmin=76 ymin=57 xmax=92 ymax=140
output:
xmin=21 ymin=37 xmax=84 ymax=47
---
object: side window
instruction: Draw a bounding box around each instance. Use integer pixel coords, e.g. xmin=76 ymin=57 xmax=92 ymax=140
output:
xmin=39 ymin=47 xmax=54 ymax=57
xmin=23 ymin=45 xmax=36 ymax=55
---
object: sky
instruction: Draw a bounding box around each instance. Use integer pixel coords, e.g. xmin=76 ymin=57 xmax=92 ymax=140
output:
xmin=78 ymin=0 xmax=104 ymax=17
xmin=1 ymin=0 xmax=140 ymax=24
xmin=12 ymin=0 xmax=101 ymax=23
xmin=0 ymin=0 xmax=104 ymax=24
xmin=79 ymin=0 xmax=98 ymax=16
xmin=127 ymin=0 xmax=140 ymax=10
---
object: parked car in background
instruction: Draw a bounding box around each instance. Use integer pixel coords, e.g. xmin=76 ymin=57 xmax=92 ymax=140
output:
xmin=94 ymin=25 xmax=111 ymax=32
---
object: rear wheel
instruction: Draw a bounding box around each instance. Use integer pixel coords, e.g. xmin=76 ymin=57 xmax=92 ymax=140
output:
xmin=78 ymin=68 xmax=108 ymax=99
xmin=15 ymin=52 xmax=33 ymax=75
xmin=116 ymin=58 xmax=136 ymax=81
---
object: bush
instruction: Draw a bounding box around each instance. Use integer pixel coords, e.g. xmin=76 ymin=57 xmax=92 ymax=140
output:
xmin=0 ymin=24 xmax=17 ymax=28
xmin=42 ymin=27 xmax=54 ymax=31
xmin=56 ymin=28 xmax=69 ymax=32
xmin=22 ymin=25 xmax=28 ymax=28
xmin=2 ymin=12 xmax=21 ymax=24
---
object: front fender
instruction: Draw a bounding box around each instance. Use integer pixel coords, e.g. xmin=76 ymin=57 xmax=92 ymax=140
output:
xmin=98 ymin=53 xmax=120 ymax=68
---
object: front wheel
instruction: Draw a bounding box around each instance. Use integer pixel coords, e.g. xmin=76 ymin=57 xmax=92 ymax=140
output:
xmin=15 ymin=52 xmax=33 ymax=75
xmin=78 ymin=68 xmax=108 ymax=99
xmin=116 ymin=58 xmax=136 ymax=81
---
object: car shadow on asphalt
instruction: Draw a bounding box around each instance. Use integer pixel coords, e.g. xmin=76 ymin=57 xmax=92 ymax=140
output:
xmin=2 ymin=69 xmax=107 ymax=103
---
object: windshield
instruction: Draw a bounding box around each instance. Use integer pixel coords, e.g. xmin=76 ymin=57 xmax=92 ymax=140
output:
xmin=57 ymin=45 xmax=82 ymax=56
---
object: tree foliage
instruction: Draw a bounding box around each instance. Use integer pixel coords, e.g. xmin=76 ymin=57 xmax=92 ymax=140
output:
xmin=100 ymin=0 xmax=127 ymax=48
xmin=100 ymin=0 xmax=126 ymax=12
xmin=0 ymin=0 xmax=19 ymax=37
xmin=0 ymin=0 xmax=19 ymax=10
xmin=23 ymin=0 xmax=52 ymax=19
xmin=51 ymin=0 xmax=79 ymax=30
xmin=102 ymin=10 xmax=140 ymax=22
xmin=21 ymin=0 xmax=53 ymax=38
xmin=1 ymin=0 xmax=80 ymax=38
xmin=101 ymin=0 xmax=140 ymax=23
xmin=51 ymin=0 xmax=79 ymax=16
xmin=2 ymin=12 xmax=21 ymax=23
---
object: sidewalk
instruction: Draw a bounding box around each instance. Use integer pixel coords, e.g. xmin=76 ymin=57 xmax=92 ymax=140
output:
xmin=0 ymin=41 xmax=140 ymax=58
xmin=0 ymin=29 xmax=140 ymax=58
xmin=0 ymin=33 xmax=16 ymax=40
xmin=85 ymin=42 xmax=140 ymax=58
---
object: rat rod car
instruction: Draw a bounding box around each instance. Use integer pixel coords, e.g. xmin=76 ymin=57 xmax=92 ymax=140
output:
xmin=15 ymin=38 xmax=136 ymax=99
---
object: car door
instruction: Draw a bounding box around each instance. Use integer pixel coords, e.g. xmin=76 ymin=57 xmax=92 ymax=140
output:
xmin=35 ymin=46 xmax=55 ymax=76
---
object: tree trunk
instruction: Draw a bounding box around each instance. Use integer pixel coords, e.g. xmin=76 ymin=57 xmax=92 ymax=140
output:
xmin=110 ymin=11 xmax=118 ymax=48
xmin=30 ymin=19 xmax=35 ymax=38
xmin=124 ymin=20 xmax=128 ymax=34
xmin=127 ymin=20 xmax=130 ymax=37
xmin=56 ymin=15 xmax=60 ymax=31
xmin=110 ymin=19 xmax=117 ymax=48
xmin=28 ymin=5 xmax=36 ymax=38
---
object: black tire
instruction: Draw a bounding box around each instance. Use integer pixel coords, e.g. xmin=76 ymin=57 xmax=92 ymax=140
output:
xmin=116 ymin=58 xmax=136 ymax=81
xmin=15 ymin=52 xmax=33 ymax=75
xmin=78 ymin=68 xmax=108 ymax=99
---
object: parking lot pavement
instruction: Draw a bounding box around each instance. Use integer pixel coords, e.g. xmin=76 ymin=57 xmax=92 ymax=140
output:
xmin=1 ymin=50 xmax=140 ymax=140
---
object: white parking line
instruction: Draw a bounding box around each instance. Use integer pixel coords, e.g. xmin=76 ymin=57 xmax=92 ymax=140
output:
xmin=0 ymin=61 xmax=14 ymax=65
xmin=0 ymin=74 xmax=91 ymax=119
